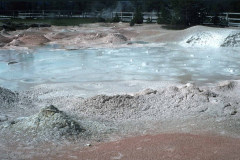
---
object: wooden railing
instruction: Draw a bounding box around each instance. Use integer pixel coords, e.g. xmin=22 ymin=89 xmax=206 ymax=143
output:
xmin=224 ymin=13 xmax=240 ymax=27
xmin=203 ymin=12 xmax=240 ymax=27
xmin=0 ymin=10 xmax=99 ymax=19
xmin=112 ymin=12 xmax=158 ymax=22
xmin=1 ymin=10 xmax=240 ymax=27
xmin=0 ymin=10 xmax=159 ymax=22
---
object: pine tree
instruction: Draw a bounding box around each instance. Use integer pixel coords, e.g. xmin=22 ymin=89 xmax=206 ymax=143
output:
xmin=133 ymin=7 xmax=144 ymax=24
xmin=112 ymin=13 xmax=120 ymax=23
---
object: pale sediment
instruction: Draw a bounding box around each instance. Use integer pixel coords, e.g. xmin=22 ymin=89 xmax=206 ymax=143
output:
xmin=1 ymin=80 xmax=240 ymax=142
xmin=1 ymin=24 xmax=240 ymax=50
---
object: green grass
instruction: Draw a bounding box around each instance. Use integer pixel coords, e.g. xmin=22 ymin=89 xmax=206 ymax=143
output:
xmin=0 ymin=18 xmax=99 ymax=26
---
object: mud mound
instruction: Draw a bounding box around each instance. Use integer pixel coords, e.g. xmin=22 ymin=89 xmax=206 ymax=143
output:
xmin=104 ymin=33 xmax=128 ymax=44
xmin=118 ymin=29 xmax=138 ymax=38
xmin=17 ymin=31 xmax=43 ymax=37
xmin=184 ymin=32 xmax=224 ymax=47
xmin=0 ymin=34 xmax=12 ymax=43
xmin=0 ymin=30 xmax=10 ymax=36
xmin=8 ymin=39 xmax=25 ymax=46
xmin=221 ymin=33 xmax=240 ymax=47
xmin=17 ymin=32 xmax=50 ymax=46
xmin=6 ymin=105 xmax=85 ymax=140
xmin=181 ymin=26 xmax=239 ymax=47
xmin=84 ymin=95 xmax=136 ymax=109
xmin=51 ymin=32 xmax=75 ymax=39
xmin=76 ymin=83 xmax=229 ymax=120
xmin=0 ymin=87 xmax=18 ymax=108
xmin=80 ymin=95 xmax=139 ymax=119
xmin=62 ymin=32 xmax=128 ymax=47
xmin=39 ymin=27 xmax=52 ymax=33
xmin=217 ymin=81 xmax=237 ymax=91
xmin=84 ymin=33 xmax=107 ymax=40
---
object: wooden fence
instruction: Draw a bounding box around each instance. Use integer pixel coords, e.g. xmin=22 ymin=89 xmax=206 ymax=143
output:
xmin=224 ymin=13 xmax=240 ymax=27
xmin=0 ymin=10 xmax=159 ymax=22
xmin=112 ymin=12 xmax=158 ymax=22
xmin=0 ymin=10 xmax=240 ymax=27
xmin=203 ymin=12 xmax=240 ymax=27
xmin=0 ymin=10 xmax=99 ymax=19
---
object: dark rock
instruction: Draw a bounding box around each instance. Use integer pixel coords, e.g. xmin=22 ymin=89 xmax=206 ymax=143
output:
xmin=8 ymin=61 xmax=18 ymax=65
xmin=231 ymin=110 xmax=237 ymax=116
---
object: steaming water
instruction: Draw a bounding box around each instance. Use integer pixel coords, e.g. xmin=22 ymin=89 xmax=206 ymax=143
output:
xmin=0 ymin=45 xmax=240 ymax=91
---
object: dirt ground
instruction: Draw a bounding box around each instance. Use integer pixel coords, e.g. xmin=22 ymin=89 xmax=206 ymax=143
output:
xmin=1 ymin=80 xmax=240 ymax=159
xmin=1 ymin=23 xmax=239 ymax=50
xmin=32 ymin=133 xmax=240 ymax=160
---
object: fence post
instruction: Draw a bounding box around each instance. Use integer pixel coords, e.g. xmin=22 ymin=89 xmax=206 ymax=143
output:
xmin=42 ymin=10 xmax=45 ymax=19
xmin=226 ymin=13 xmax=229 ymax=27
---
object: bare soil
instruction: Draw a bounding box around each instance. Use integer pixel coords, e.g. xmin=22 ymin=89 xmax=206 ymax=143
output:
xmin=1 ymin=23 xmax=239 ymax=49
xmin=39 ymin=133 xmax=240 ymax=160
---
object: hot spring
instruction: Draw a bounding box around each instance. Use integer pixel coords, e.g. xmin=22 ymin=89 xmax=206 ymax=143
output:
xmin=0 ymin=44 xmax=240 ymax=92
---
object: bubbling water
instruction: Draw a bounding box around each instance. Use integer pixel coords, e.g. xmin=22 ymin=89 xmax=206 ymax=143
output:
xmin=0 ymin=45 xmax=240 ymax=90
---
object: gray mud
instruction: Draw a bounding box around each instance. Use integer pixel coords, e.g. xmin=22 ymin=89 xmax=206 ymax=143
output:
xmin=0 ymin=81 xmax=240 ymax=159
xmin=0 ymin=87 xmax=19 ymax=108
xmin=1 ymin=81 xmax=240 ymax=148
xmin=0 ymin=105 xmax=86 ymax=142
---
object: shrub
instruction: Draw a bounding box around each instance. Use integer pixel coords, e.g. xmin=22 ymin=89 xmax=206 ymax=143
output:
xmin=212 ymin=15 xmax=220 ymax=25
xmin=157 ymin=16 xmax=165 ymax=24
xmin=219 ymin=18 xmax=229 ymax=27
xmin=97 ymin=17 xmax=106 ymax=22
xmin=146 ymin=18 xmax=152 ymax=24
xmin=112 ymin=13 xmax=120 ymax=23
xmin=130 ymin=19 xmax=135 ymax=26
xmin=133 ymin=7 xmax=143 ymax=24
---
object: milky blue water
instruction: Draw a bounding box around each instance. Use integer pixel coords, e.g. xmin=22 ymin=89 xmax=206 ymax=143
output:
xmin=0 ymin=45 xmax=240 ymax=90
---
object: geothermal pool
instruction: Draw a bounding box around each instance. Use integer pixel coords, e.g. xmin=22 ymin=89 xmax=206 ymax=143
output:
xmin=0 ymin=45 xmax=240 ymax=91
